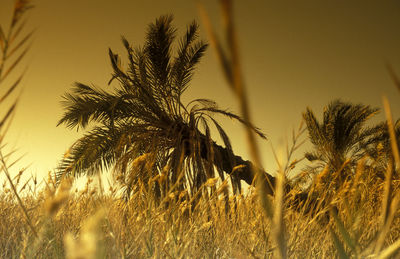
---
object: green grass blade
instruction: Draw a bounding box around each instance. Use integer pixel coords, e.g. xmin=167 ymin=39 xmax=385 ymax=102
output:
xmin=330 ymin=227 xmax=351 ymax=259
xmin=331 ymin=208 xmax=358 ymax=253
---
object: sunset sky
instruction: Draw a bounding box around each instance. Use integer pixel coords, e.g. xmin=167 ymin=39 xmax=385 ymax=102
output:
xmin=1 ymin=0 xmax=400 ymax=183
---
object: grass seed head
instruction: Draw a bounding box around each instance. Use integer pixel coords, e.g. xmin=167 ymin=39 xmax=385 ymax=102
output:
xmin=44 ymin=177 xmax=72 ymax=216
xmin=205 ymin=177 xmax=218 ymax=187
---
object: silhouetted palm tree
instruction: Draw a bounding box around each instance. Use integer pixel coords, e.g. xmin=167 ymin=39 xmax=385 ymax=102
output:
xmin=303 ymin=99 xmax=379 ymax=179
xmin=364 ymin=119 xmax=400 ymax=171
xmin=57 ymin=15 xmax=275 ymax=198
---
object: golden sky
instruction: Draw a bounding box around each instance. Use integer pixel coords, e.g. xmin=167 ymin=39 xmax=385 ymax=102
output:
xmin=1 ymin=0 xmax=400 ymax=182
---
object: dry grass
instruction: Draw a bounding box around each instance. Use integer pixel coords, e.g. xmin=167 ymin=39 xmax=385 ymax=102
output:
xmin=0 ymin=161 xmax=400 ymax=258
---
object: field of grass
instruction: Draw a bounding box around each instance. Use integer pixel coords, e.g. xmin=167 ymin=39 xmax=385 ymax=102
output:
xmin=1 ymin=162 xmax=400 ymax=258
xmin=2 ymin=0 xmax=400 ymax=258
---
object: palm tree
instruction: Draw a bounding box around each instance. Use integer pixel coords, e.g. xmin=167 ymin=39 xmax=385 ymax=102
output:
xmin=303 ymin=99 xmax=379 ymax=182
xmin=57 ymin=15 xmax=275 ymax=198
xmin=364 ymin=119 xmax=400 ymax=172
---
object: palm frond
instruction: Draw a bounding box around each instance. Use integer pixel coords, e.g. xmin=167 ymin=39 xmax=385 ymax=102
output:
xmin=58 ymin=15 xmax=270 ymax=199
xmin=303 ymin=99 xmax=380 ymax=185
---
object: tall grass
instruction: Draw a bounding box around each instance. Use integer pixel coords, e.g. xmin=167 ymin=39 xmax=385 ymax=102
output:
xmin=0 ymin=0 xmax=37 ymax=240
xmin=1 ymin=0 xmax=400 ymax=258
xmin=1 ymin=156 xmax=400 ymax=258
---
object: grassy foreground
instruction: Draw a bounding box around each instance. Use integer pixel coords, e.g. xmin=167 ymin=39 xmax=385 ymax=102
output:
xmin=1 ymin=164 xmax=400 ymax=258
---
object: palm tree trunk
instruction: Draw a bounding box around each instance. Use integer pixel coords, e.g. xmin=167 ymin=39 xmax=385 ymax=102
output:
xmin=190 ymin=131 xmax=276 ymax=195
xmin=188 ymin=135 xmax=313 ymax=215
xmin=210 ymin=142 xmax=276 ymax=195
xmin=181 ymin=129 xmax=310 ymax=209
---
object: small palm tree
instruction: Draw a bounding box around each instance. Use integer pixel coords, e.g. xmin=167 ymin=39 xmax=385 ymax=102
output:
xmin=57 ymin=15 xmax=275 ymax=198
xmin=303 ymin=99 xmax=379 ymax=182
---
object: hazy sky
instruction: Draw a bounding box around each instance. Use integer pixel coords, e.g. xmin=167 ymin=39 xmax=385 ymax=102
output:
xmin=1 ymin=0 xmax=400 ymax=182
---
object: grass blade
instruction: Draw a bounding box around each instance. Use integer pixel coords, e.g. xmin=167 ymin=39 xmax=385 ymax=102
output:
xmin=0 ymin=45 xmax=29 ymax=82
xmin=330 ymin=227 xmax=351 ymax=259
xmin=9 ymin=18 xmax=27 ymax=44
xmin=0 ymin=151 xmax=38 ymax=238
xmin=7 ymin=29 xmax=34 ymax=59
xmin=0 ymin=24 xmax=5 ymax=52
xmin=0 ymin=102 xmax=17 ymax=128
xmin=273 ymin=169 xmax=287 ymax=258
xmin=330 ymin=208 xmax=358 ymax=253
xmin=382 ymin=96 xmax=400 ymax=169
xmin=0 ymin=74 xmax=22 ymax=102
xmin=196 ymin=2 xmax=233 ymax=86
xmin=375 ymin=191 xmax=400 ymax=254
xmin=377 ymin=238 xmax=400 ymax=259
xmin=386 ymin=63 xmax=400 ymax=94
